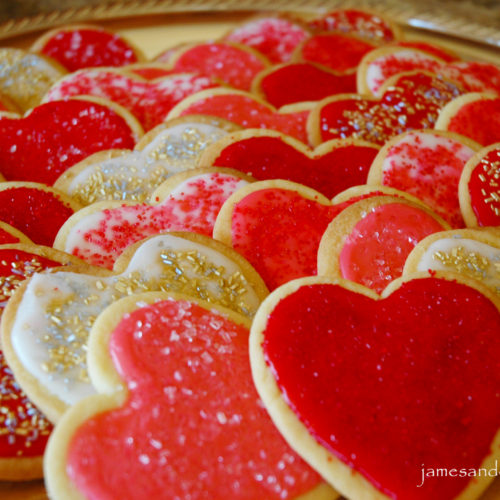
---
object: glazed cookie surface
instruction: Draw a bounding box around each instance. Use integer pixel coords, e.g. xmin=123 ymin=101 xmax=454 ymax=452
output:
xmin=250 ymin=273 xmax=500 ymax=500
xmin=2 ymin=232 xmax=268 ymax=421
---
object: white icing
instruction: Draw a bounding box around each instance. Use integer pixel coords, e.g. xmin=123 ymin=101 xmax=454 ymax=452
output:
xmin=10 ymin=234 xmax=262 ymax=406
xmin=416 ymin=237 xmax=500 ymax=293
xmin=65 ymin=122 xmax=230 ymax=204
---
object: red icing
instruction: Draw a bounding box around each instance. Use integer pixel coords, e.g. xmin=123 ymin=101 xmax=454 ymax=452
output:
xmin=339 ymin=203 xmax=445 ymax=292
xmin=178 ymin=93 xmax=310 ymax=143
xmin=0 ymin=248 xmax=68 ymax=458
xmin=67 ymin=299 xmax=321 ymax=498
xmin=262 ymin=278 xmax=500 ymax=499
xmin=319 ymin=72 xmax=462 ymax=145
xmin=128 ymin=66 xmax=177 ymax=80
xmin=380 ymin=132 xmax=475 ymax=228
xmin=214 ymin=136 xmax=378 ymax=198
xmin=71 ymin=172 xmax=247 ymax=269
xmin=300 ymin=33 xmax=376 ymax=73
xmin=172 ymin=43 xmax=267 ymax=91
xmin=447 ymin=98 xmax=500 ymax=147
xmin=39 ymin=28 xmax=139 ymax=72
xmin=467 ymin=147 xmax=500 ymax=226
xmin=0 ymin=225 xmax=22 ymax=244
xmin=0 ymin=100 xmax=137 ymax=184
xmin=45 ymin=70 xmax=219 ymax=131
xmin=230 ymin=188 xmax=338 ymax=289
xmin=224 ymin=17 xmax=309 ymax=63
xmin=259 ymin=63 xmax=356 ymax=108
xmin=0 ymin=187 xmax=74 ymax=246
xmin=442 ymin=62 xmax=500 ymax=95
xmin=308 ymin=9 xmax=396 ymax=42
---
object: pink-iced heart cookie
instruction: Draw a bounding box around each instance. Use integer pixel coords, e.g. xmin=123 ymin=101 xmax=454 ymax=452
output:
xmin=252 ymin=62 xmax=356 ymax=108
xmin=44 ymin=68 xmax=219 ymax=131
xmin=358 ymin=46 xmax=500 ymax=96
xmin=223 ymin=15 xmax=310 ymax=63
xmin=368 ymin=130 xmax=480 ymax=228
xmin=164 ymin=41 xmax=270 ymax=91
xmin=54 ymin=168 xmax=252 ymax=269
xmin=0 ymin=244 xmax=81 ymax=480
xmin=31 ymin=24 xmax=143 ymax=72
xmin=317 ymin=196 xmax=449 ymax=293
xmin=306 ymin=8 xmax=399 ymax=42
xmin=0 ymin=97 xmax=142 ymax=185
xmin=0 ymin=183 xmax=80 ymax=246
xmin=308 ymin=71 xmax=462 ymax=146
xmin=0 ymin=48 xmax=66 ymax=112
xmin=168 ymin=88 xmax=313 ymax=144
xmin=294 ymin=32 xmax=377 ymax=73
xmin=250 ymin=272 xmax=500 ymax=500
xmin=198 ymin=129 xmax=379 ymax=198
xmin=44 ymin=292 xmax=335 ymax=500
xmin=459 ymin=143 xmax=500 ymax=227
xmin=435 ymin=93 xmax=500 ymax=147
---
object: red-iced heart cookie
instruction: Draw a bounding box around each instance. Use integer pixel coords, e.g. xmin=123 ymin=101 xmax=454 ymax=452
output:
xmin=0 ymin=243 xmax=81 ymax=480
xmin=308 ymin=71 xmax=462 ymax=146
xmin=0 ymin=183 xmax=80 ymax=246
xmin=250 ymin=273 xmax=500 ymax=500
xmin=44 ymin=68 xmax=219 ymax=131
xmin=358 ymin=46 xmax=500 ymax=96
xmin=368 ymin=130 xmax=480 ymax=228
xmin=317 ymin=196 xmax=448 ymax=293
xmin=294 ymin=32 xmax=377 ymax=73
xmin=169 ymin=88 xmax=313 ymax=144
xmin=223 ymin=15 xmax=310 ymax=63
xmin=45 ymin=292 xmax=334 ymax=499
xmin=306 ymin=8 xmax=399 ymax=42
xmin=0 ymin=48 xmax=66 ymax=112
xmin=0 ymin=97 xmax=142 ymax=185
xmin=55 ymin=168 xmax=252 ymax=269
xmin=459 ymin=143 xmax=500 ymax=227
xmin=165 ymin=41 xmax=270 ymax=91
xmin=214 ymin=180 xmax=341 ymax=290
xmin=199 ymin=129 xmax=379 ymax=198
xmin=436 ymin=93 xmax=500 ymax=147
xmin=31 ymin=24 xmax=142 ymax=72
xmin=253 ymin=62 xmax=356 ymax=108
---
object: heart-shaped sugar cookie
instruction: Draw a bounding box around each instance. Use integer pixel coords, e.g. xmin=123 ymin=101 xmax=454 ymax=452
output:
xmin=44 ymin=68 xmax=219 ymax=131
xmin=459 ymin=143 xmax=500 ymax=227
xmin=199 ymin=129 xmax=379 ymax=198
xmin=31 ymin=24 xmax=142 ymax=72
xmin=308 ymin=71 xmax=462 ymax=146
xmin=45 ymin=292 xmax=335 ymax=500
xmin=0 ymin=97 xmax=142 ymax=185
xmin=168 ymin=88 xmax=313 ymax=144
xmin=55 ymin=168 xmax=252 ymax=269
xmin=250 ymin=273 xmax=500 ymax=500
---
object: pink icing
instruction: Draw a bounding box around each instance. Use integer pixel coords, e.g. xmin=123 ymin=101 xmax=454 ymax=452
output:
xmin=380 ymin=132 xmax=476 ymax=227
xmin=177 ymin=93 xmax=310 ymax=143
xmin=69 ymin=172 xmax=248 ymax=268
xmin=224 ymin=17 xmax=309 ymax=63
xmin=67 ymin=299 xmax=322 ymax=499
xmin=171 ymin=43 xmax=267 ymax=91
xmin=45 ymin=70 xmax=218 ymax=131
xmin=339 ymin=203 xmax=445 ymax=293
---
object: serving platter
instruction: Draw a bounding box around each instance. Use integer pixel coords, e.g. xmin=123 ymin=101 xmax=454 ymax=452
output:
xmin=0 ymin=2 xmax=499 ymax=499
